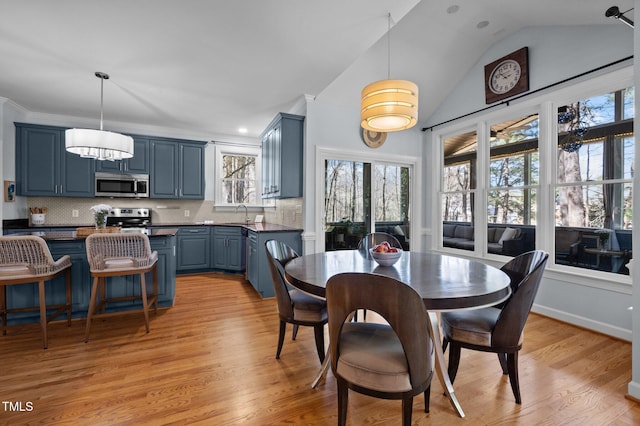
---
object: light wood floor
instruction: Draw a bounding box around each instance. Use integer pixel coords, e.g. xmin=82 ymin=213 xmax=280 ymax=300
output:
xmin=1 ymin=273 xmax=639 ymax=425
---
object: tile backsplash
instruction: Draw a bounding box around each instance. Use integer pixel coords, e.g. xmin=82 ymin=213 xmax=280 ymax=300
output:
xmin=23 ymin=197 xmax=303 ymax=228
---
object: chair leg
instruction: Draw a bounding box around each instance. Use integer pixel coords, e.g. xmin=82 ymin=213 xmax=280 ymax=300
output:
xmin=424 ymin=385 xmax=431 ymax=413
xmin=152 ymin=264 xmax=159 ymax=314
xmin=313 ymin=324 xmax=325 ymax=364
xmin=507 ymin=352 xmax=521 ymax=404
xmin=401 ymin=395 xmax=414 ymax=426
xmin=140 ymin=273 xmax=150 ymax=334
xmin=292 ymin=324 xmax=299 ymax=340
xmin=337 ymin=377 xmax=349 ymax=426
xmin=65 ymin=269 xmax=72 ymax=327
xmin=276 ymin=320 xmax=286 ymax=359
xmin=38 ymin=280 xmax=48 ymax=349
xmin=85 ymin=276 xmax=100 ymax=342
xmin=497 ymin=353 xmax=508 ymax=374
xmin=447 ymin=342 xmax=462 ymax=384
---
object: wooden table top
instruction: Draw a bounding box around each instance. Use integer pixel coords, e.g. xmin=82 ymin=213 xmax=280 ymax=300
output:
xmin=285 ymin=250 xmax=511 ymax=310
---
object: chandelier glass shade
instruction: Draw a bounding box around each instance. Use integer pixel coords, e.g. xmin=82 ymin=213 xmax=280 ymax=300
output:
xmin=361 ymin=79 xmax=418 ymax=131
xmin=65 ymin=72 xmax=133 ymax=161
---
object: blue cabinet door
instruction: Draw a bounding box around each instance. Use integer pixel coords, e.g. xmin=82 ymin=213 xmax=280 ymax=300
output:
xmin=260 ymin=113 xmax=303 ymax=199
xmin=176 ymin=227 xmax=210 ymax=272
xmin=179 ymin=143 xmax=205 ymax=199
xmin=15 ymin=123 xmax=94 ymax=197
xmin=150 ymin=140 xmax=179 ymax=198
xmin=247 ymin=230 xmax=301 ymax=297
xmin=212 ymin=227 xmax=245 ymax=271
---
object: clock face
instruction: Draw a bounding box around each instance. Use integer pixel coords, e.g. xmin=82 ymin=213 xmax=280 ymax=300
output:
xmin=360 ymin=127 xmax=387 ymax=148
xmin=489 ymin=59 xmax=522 ymax=95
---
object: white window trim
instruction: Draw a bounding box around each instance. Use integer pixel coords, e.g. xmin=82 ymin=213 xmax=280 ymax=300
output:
xmin=430 ymin=65 xmax=634 ymax=290
xmin=315 ymin=146 xmax=422 ymax=254
xmin=213 ymin=143 xmax=263 ymax=208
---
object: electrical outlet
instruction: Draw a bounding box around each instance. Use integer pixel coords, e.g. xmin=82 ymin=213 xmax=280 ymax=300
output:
xmin=72 ymin=209 xmax=79 ymax=218
xmin=184 ymin=209 xmax=190 ymax=217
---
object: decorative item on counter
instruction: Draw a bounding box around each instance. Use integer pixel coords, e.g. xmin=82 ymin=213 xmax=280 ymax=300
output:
xmin=29 ymin=207 xmax=47 ymax=226
xmin=90 ymin=204 xmax=111 ymax=229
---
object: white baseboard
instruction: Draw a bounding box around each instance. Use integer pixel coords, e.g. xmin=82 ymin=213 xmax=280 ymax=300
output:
xmin=532 ymin=304 xmax=632 ymax=341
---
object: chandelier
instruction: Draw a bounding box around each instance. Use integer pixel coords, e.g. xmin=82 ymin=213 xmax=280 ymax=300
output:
xmin=65 ymin=72 xmax=134 ymax=161
xmin=360 ymin=13 xmax=418 ymax=132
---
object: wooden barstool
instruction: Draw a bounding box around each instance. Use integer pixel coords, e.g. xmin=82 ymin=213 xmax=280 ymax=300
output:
xmin=0 ymin=235 xmax=72 ymax=348
xmin=84 ymin=233 xmax=158 ymax=342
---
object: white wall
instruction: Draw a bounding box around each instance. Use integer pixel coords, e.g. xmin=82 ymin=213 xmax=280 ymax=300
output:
xmin=1 ymin=99 xmax=28 ymax=226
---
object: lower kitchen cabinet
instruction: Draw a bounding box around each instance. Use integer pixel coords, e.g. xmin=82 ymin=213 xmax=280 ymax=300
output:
xmin=247 ymin=229 xmax=302 ymax=298
xmin=212 ymin=226 xmax=246 ymax=272
xmin=3 ymin=234 xmax=176 ymax=325
xmin=176 ymin=227 xmax=211 ymax=272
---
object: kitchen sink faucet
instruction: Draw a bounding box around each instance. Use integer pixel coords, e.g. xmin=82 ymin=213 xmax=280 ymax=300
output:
xmin=236 ymin=204 xmax=249 ymax=224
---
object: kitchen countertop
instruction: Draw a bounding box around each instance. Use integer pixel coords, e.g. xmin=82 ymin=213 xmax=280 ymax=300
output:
xmin=6 ymin=228 xmax=179 ymax=241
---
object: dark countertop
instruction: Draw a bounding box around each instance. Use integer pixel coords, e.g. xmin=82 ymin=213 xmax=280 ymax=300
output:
xmin=2 ymin=219 xmax=302 ymax=234
xmin=6 ymin=228 xmax=178 ymax=241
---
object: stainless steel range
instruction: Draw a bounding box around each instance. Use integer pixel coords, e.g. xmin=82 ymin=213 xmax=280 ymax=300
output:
xmin=107 ymin=208 xmax=151 ymax=232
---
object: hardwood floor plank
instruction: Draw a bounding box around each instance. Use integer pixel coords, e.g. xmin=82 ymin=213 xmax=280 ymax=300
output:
xmin=0 ymin=273 xmax=638 ymax=425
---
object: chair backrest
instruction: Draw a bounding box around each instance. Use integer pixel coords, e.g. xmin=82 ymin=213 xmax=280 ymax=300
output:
xmin=326 ymin=272 xmax=432 ymax=388
xmin=85 ymin=233 xmax=154 ymax=270
xmin=265 ymin=239 xmax=300 ymax=318
xmin=0 ymin=235 xmax=61 ymax=276
xmin=357 ymin=232 xmax=403 ymax=258
xmin=493 ymin=250 xmax=549 ymax=348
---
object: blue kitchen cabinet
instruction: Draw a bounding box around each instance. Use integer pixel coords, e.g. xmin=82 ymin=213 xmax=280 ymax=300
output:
xmin=15 ymin=123 xmax=94 ymax=197
xmin=212 ymin=226 xmax=245 ymax=272
xmin=176 ymin=226 xmax=211 ymax=272
xmin=260 ymin=113 xmax=304 ymax=199
xmin=95 ymin=136 xmax=150 ymax=174
xmin=246 ymin=229 xmax=302 ymax=297
xmin=4 ymin=234 xmax=177 ymax=325
xmin=150 ymin=138 xmax=205 ymax=199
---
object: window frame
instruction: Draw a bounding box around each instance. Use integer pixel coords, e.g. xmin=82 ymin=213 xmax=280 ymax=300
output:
xmin=430 ymin=66 xmax=633 ymax=290
xmin=214 ymin=143 xmax=263 ymax=207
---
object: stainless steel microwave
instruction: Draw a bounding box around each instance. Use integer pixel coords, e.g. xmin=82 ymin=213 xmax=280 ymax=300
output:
xmin=95 ymin=172 xmax=149 ymax=198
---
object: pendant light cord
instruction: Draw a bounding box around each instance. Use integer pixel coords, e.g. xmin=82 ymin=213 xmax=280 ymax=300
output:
xmin=387 ymin=12 xmax=391 ymax=80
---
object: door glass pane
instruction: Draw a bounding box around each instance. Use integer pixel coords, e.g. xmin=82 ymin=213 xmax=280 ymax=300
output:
xmin=374 ymin=164 xmax=411 ymax=250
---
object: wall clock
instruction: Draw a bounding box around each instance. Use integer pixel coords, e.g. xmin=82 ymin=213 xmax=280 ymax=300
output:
xmin=360 ymin=127 xmax=387 ymax=148
xmin=484 ymin=47 xmax=529 ymax=104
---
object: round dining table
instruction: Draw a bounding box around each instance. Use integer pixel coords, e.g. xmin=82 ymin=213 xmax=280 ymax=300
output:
xmin=284 ymin=249 xmax=511 ymax=418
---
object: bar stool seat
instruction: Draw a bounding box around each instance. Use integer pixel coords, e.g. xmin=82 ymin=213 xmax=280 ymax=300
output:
xmin=84 ymin=233 xmax=158 ymax=342
xmin=0 ymin=235 xmax=72 ymax=348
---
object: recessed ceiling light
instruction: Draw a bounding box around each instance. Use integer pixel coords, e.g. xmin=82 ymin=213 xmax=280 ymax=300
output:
xmin=477 ymin=21 xmax=489 ymax=29
xmin=447 ymin=5 xmax=460 ymax=14
xmin=238 ymin=127 xmax=248 ymax=134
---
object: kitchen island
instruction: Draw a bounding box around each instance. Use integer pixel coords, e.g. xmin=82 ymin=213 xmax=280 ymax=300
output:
xmin=3 ymin=228 xmax=178 ymax=326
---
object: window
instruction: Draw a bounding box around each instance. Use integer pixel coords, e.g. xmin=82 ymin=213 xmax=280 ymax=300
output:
xmin=554 ymin=87 xmax=634 ymax=274
xmin=215 ymin=144 xmax=261 ymax=206
xmin=435 ymin=74 xmax=634 ymax=279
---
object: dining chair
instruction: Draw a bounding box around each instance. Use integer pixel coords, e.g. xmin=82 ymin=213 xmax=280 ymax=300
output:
xmin=0 ymin=235 xmax=72 ymax=348
xmin=354 ymin=232 xmax=403 ymax=321
xmin=84 ymin=233 xmax=158 ymax=342
xmin=326 ymin=272 xmax=433 ymax=426
xmin=265 ymin=239 xmax=327 ymax=363
xmin=441 ymin=250 xmax=549 ymax=404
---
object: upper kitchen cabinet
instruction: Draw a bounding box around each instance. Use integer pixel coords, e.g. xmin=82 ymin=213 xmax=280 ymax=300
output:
xmin=15 ymin=123 xmax=94 ymax=197
xmin=260 ymin=113 xmax=304 ymax=199
xmin=95 ymin=136 xmax=150 ymax=174
xmin=149 ymin=138 xmax=206 ymax=199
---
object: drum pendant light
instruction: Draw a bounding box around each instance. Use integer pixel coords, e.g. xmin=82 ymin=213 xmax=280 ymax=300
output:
xmin=65 ymin=72 xmax=134 ymax=161
xmin=361 ymin=13 xmax=418 ymax=132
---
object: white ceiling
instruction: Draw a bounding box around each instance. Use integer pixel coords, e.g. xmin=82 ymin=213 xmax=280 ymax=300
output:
xmin=0 ymin=0 xmax=633 ymax=140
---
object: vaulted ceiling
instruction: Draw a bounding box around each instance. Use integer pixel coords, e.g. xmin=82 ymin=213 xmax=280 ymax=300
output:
xmin=0 ymin=0 xmax=632 ymax=140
